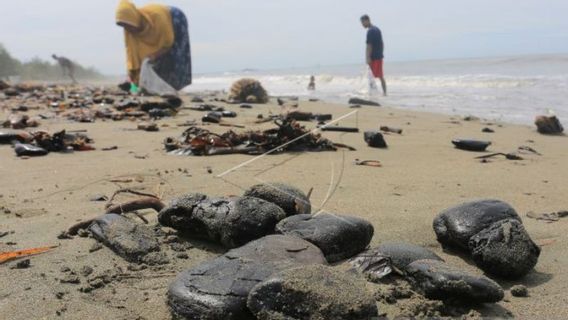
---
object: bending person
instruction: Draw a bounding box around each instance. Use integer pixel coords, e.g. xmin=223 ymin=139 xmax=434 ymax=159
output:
xmin=116 ymin=0 xmax=191 ymax=91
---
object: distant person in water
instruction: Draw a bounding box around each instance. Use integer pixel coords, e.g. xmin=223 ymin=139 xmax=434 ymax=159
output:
xmin=307 ymin=75 xmax=316 ymax=91
xmin=360 ymin=15 xmax=387 ymax=96
xmin=115 ymin=0 xmax=191 ymax=91
xmin=52 ymin=54 xmax=77 ymax=84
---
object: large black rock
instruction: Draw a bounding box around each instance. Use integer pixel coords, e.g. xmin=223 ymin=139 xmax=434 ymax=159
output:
xmin=433 ymin=199 xmax=521 ymax=250
xmin=376 ymin=242 xmax=444 ymax=270
xmin=89 ymin=214 xmax=160 ymax=263
xmin=247 ymin=264 xmax=379 ymax=320
xmin=243 ymin=183 xmax=311 ymax=216
xmin=406 ymin=259 xmax=504 ymax=303
xmin=167 ymin=235 xmax=327 ymax=320
xmin=276 ymin=213 xmax=374 ymax=263
xmin=469 ymin=219 xmax=540 ymax=279
xmin=158 ymin=194 xmax=286 ymax=248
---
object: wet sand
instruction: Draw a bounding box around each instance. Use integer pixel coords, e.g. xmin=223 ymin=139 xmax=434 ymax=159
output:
xmin=1 ymin=91 xmax=567 ymax=319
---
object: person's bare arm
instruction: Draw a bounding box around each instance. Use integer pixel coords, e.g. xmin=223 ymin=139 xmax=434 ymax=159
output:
xmin=366 ymin=44 xmax=373 ymax=65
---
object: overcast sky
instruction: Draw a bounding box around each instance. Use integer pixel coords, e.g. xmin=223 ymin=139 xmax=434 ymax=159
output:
xmin=2 ymin=0 xmax=567 ymax=75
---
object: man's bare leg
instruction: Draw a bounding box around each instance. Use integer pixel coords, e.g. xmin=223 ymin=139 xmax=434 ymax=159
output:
xmin=68 ymin=66 xmax=78 ymax=84
xmin=379 ymin=77 xmax=387 ymax=96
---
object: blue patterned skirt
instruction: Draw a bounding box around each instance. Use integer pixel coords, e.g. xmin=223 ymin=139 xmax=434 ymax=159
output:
xmin=153 ymin=7 xmax=192 ymax=90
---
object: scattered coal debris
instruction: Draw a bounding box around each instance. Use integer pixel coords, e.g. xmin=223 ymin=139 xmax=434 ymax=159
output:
xmin=164 ymin=118 xmax=351 ymax=156
xmin=12 ymin=130 xmax=95 ymax=157
xmin=1 ymin=83 xmax=183 ymax=125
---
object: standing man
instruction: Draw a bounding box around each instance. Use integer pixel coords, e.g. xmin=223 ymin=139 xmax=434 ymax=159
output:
xmin=52 ymin=54 xmax=77 ymax=84
xmin=360 ymin=15 xmax=386 ymax=96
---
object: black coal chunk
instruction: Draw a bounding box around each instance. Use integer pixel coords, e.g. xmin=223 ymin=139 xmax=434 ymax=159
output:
xmin=14 ymin=143 xmax=48 ymax=157
xmin=276 ymin=213 xmax=374 ymax=263
xmin=469 ymin=219 xmax=540 ymax=279
xmin=247 ymin=264 xmax=379 ymax=320
xmin=243 ymin=183 xmax=311 ymax=216
xmin=406 ymin=259 xmax=504 ymax=303
xmin=364 ymin=131 xmax=388 ymax=148
xmin=348 ymin=97 xmax=381 ymax=106
xmin=89 ymin=214 xmax=160 ymax=263
xmin=376 ymin=242 xmax=444 ymax=270
xmin=167 ymin=235 xmax=327 ymax=320
xmin=158 ymin=194 xmax=286 ymax=248
xmin=433 ymin=199 xmax=521 ymax=250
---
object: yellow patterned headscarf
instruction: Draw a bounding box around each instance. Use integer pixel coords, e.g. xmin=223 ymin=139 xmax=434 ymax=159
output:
xmin=116 ymin=0 xmax=174 ymax=80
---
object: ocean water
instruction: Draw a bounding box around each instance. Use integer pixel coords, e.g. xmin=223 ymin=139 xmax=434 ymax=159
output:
xmin=186 ymin=54 xmax=568 ymax=125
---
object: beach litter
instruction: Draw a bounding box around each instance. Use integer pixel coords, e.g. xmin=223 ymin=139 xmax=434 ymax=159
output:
xmin=451 ymin=139 xmax=491 ymax=152
xmin=11 ymin=130 xmax=95 ymax=157
xmin=380 ymin=126 xmax=403 ymax=134
xmin=164 ymin=119 xmax=352 ymax=156
xmin=354 ymin=159 xmax=382 ymax=167
xmin=365 ymin=131 xmax=388 ymax=148
xmin=0 ymin=245 xmax=57 ymax=264
xmin=476 ymin=152 xmax=524 ymax=161
xmin=348 ymin=97 xmax=381 ymax=107
xmin=535 ymin=115 xmax=564 ymax=135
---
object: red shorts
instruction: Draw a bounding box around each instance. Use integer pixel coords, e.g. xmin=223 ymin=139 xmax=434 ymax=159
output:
xmin=370 ymin=60 xmax=384 ymax=78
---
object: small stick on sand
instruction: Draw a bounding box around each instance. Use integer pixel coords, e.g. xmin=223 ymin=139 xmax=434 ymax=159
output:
xmin=66 ymin=196 xmax=165 ymax=236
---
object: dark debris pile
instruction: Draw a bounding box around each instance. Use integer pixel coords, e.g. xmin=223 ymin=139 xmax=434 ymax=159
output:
xmin=164 ymin=118 xmax=350 ymax=156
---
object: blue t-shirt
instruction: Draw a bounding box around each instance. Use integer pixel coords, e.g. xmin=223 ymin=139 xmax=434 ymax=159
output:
xmin=366 ymin=26 xmax=384 ymax=60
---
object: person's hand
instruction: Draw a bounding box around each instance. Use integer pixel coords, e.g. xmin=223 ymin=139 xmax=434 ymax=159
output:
xmin=366 ymin=58 xmax=372 ymax=66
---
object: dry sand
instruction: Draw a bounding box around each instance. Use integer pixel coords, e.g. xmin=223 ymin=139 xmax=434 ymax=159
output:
xmin=1 ymin=92 xmax=567 ymax=319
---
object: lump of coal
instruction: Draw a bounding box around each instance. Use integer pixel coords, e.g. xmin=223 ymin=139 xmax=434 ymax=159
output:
xmin=469 ymin=219 xmax=540 ymax=279
xmin=14 ymin=143 xmax=48 ymax=157
xmin=226 ymin=235 xmax=327 ymax=265
xmin=276 ymin=213 xmax=374 ymax=263
xmin=247 ymin=264 xmax=379 ymax=320
xmin=228 ymin=79 xmax=269 ymax=104
xmin=433 ymin=199 xmax=521 ymax=250
xmin=89 ymin=214 xmax=160 ymax=263
xmin=406 ymin=259 xmax=504 ymax=303
xmin=535 ymin=115 xmax=564 ymax=135
xmin=348 ymin=97 xmax=381 ymax=106
xmin=510 ymin=285 xmax=529 ymax=297
xmin=375 ymin=242 xmax=444 ymax=270
xmin=243 ymin=183 xmax=311 ymax=216
xmin=158 ymin=194 xmax=286 ymax=248
xmin=167 ymin=235 xmax=326 ymax=320
xmin=364 ymin=131 xmax=388 ymax=148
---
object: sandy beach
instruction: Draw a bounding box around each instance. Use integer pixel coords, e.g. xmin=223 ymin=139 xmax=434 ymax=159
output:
xmin=1 ymin=90 xmax=567 ymax=319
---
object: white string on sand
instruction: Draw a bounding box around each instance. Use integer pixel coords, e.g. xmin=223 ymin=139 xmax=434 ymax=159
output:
xmin=216 ymin=110 xmax=359 ymax=178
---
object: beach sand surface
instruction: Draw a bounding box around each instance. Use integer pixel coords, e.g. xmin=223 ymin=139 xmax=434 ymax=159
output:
xmin=1 ymin=94 xmax=567 ymax=319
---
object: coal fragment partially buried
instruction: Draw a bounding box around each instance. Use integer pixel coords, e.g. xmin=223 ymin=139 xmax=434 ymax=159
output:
xmin=243 ymin=183 xmax=311 ymax=216
xmin=357 ymin=242 xmax=444 ymax=273
xmin=167 ymin=235 xmax=327 ymax=320
xmin=405 ymin=259 xmax=504 ymax=303
xmin=89 ymin=214 xmax=162 ymax=264
xmin=247 ymin=264 xmax=379 ymax=320
xmin=452 ymin=139 xmax=491 ymax=152
xmin=469 ymin=219 xmax=540 ymax=279
xmin=158 ymin=194 xmax=286 ymax=248
xmin=276 ymin=213 xmax=374 ymax=263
